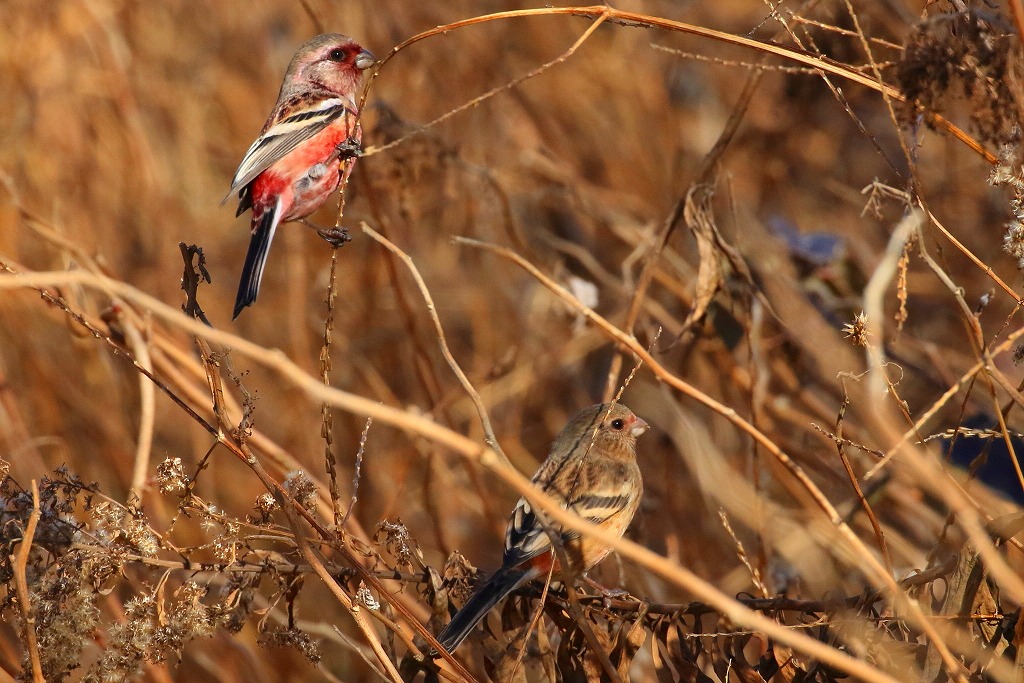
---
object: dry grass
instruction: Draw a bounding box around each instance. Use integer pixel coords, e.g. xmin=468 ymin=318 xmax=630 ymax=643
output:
xmin=2 ymin=1 xmax=1024 ymax=681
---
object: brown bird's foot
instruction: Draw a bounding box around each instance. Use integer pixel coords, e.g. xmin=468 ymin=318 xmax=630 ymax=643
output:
xmin=582 ymin=576 xmax=630 ymax=607
xmin=600 ymin=587 xmax=630 ymax=610
xmin=317 ymin=227 xmax=352 ymax=248
xmin=335 ymin=137 xmax=363 ymax=160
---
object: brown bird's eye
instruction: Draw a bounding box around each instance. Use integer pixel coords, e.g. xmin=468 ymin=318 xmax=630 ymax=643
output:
xmin=328 ymin=48 xmax=346 ymax=61
xmin=610 ymin=418 xmax=625 ymax=430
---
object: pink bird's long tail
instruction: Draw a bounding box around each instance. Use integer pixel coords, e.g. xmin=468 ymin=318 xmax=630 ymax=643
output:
xmin=233 ymin=203 xmax=280 ymax=319
xmin=435 ymin=565 xmax=538 ymax=654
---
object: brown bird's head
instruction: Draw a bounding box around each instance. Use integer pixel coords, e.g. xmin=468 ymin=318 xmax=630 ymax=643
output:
xmin=280 ymin=33 xmax=375 ymax=100
xmin=554 ymin=402 xmax=649 ymax=460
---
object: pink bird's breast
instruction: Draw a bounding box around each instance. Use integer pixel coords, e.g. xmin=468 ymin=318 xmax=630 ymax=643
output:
xmin=249 ymin=117 xmax=357 ymax=222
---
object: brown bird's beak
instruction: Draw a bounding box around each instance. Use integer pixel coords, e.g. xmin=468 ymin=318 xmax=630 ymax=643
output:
xmin=355 ymin=49 xmax=376 ymax=71
xmin=630 ymin=417 xmax=650 ymax=437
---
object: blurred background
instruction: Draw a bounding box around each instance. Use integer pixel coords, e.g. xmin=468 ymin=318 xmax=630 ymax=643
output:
xmin=1 ymin=0 xmax=1023 ymax=680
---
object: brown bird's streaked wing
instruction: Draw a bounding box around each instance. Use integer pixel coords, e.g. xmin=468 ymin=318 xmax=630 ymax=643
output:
xmin=502 ymin=484 xmax=637 ymax=567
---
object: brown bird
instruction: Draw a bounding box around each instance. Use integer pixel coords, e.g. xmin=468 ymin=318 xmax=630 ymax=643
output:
xmin=436 ymin=403 xmax=648 ymax=653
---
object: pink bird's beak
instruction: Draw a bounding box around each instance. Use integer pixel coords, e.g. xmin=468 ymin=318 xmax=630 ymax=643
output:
xmin=630 ymin=417 xmax=650 ymax=437
xmin=355 ymin=49 xmax=376 ymax=71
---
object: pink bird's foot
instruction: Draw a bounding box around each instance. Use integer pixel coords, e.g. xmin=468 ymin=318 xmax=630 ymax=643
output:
xmin=318 ymin=227 xmax=351 ymax=248
xmin=335 ymin=137 xmax=363 ymax=160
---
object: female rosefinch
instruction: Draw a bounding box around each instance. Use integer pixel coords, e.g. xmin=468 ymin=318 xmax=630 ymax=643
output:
xmin=436 ymin=403 xmax=648 ymax=653
xmin=226 ymin=33 xmax=375 ymax=319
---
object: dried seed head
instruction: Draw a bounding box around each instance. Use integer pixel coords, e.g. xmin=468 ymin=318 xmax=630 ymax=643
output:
xmin=255 ymin=492 xmax=279 ymax=514
xmin=258 ymin=626 xmax=321 ymax=663
xmin=156 ymin=457 xmax=187 ymax=495
xmin=283 ymin=470 xmax=317 ymax=513
xmin=843 ymin=311 xmax=870 ymax=347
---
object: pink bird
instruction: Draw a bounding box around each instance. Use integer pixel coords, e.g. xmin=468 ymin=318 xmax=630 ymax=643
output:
xmin=226 ymin=33 xmax=375 ymax=319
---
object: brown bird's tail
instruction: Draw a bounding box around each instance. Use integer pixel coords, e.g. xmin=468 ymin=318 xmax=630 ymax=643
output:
xmin=435 ymin=565 xmax=538 ymax=654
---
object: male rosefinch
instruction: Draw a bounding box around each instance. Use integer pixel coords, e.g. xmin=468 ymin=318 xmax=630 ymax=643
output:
xmin=226 ymin=33 xmax=374 ymax=319
xmin=436 ymin=403 xmax=648 ymax=653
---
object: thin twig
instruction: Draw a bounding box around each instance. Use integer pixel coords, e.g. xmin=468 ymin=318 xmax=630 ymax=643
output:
xmin=833 ymin=380 xmax=893 ymax=576
xmin=343 ymin=417 xmax=373 ymax=528
xmin=565 ymin=582 xmax=624 ymax=683
xmin=363 ymin=13 xmax=609 ymax=157
xmin=329 ymin=625 xmax=391 ymax=682
xmin=979 ymin=348 xmax=1024 ymax=499
xmin=13 ymin=481 xmax=44 ymax=683
xmin=508 ymin=562 xmax=555 ymax=681
xmin=120 ymin=307 xmax=155 ymax=502
xmin=361 ymin=5 xmax=995 ymax=163
xmin=600 ymin=64 xmax=758 ymax=399
xmin=362 ymin=223 xmax=511 ymax=466
xmin=925 ymin=210 xmax=1022 ymax=306
xmin=1009 ymin=0 xmax=1024 ymax=42
xmin=322 ymin=250 xmax=344 ymax=530
xmin=718 ymin=509 xmax=769 ymax=598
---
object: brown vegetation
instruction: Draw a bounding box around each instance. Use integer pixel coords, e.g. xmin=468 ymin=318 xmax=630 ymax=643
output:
xmin=2 ymin=1 xmax=1024 ymax=681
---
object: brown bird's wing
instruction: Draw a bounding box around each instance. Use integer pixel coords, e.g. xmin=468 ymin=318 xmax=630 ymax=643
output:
xmin=437 ymin=483 xmax=637 ymax=654
xmin=502 ymin=485 xmax=636 ymax=568
xmin=224 ymin=93 xmax=354 ymax=203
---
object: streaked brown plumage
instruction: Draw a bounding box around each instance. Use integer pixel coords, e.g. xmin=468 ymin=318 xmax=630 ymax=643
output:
xmin=436 ymin=403 xmax=648 ymax=654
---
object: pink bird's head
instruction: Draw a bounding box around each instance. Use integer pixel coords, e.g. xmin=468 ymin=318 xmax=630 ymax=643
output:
xmin=280 ymin=33 xmax=375 ymax=100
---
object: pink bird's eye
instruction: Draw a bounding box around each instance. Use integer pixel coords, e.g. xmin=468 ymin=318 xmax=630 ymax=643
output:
xmin=328 ymin=48 xmax=346 ymax=62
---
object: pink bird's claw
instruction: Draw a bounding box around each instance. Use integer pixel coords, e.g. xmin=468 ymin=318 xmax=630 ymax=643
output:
xmin=318 ymin=227 xmax=351 ymax=248
xmin=336 ymin=138 xmax=363 ymax=160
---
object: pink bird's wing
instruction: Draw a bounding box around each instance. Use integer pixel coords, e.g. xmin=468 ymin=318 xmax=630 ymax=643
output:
xmin=225 ymin=95 xmax=354 ymax=202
